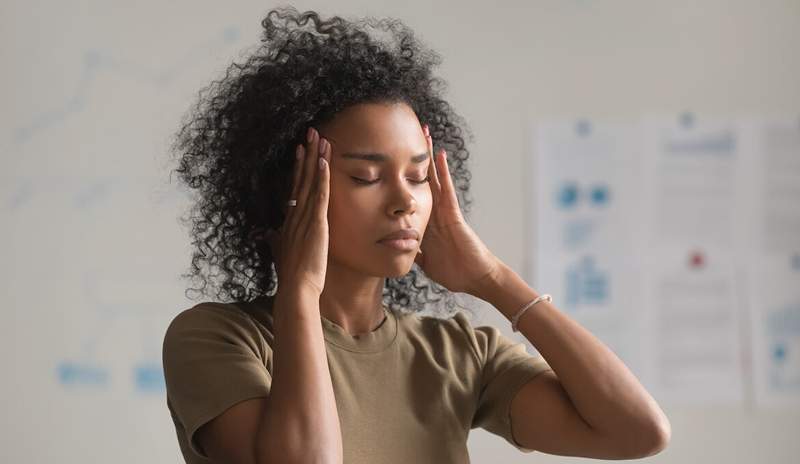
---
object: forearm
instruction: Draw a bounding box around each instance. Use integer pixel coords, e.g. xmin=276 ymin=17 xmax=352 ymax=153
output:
xmin=474 ymin=261 xmax=670 ymax=444
xmin=255 ymin=288 xmax=343 ymax=464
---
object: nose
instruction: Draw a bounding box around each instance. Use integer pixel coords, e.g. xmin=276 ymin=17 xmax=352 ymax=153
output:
xmin=385 ymin=177 xmax=418 ymax=217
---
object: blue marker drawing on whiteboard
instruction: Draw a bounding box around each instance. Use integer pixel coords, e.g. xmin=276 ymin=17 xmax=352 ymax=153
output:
xmin=134 ymin=363 xmax=166 ymax=394
xmin=12 ymin=27 xmax=241 ymax=144
xmin=56 ymin=361 xmax=109 ymax=388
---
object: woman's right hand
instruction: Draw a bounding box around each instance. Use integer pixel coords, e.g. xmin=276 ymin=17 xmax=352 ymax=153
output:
xmin=267 ymin=127 xmax=331 ymax=297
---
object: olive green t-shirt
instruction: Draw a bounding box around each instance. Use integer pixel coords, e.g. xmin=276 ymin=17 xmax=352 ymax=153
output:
xmin=162 ymin=296 xmax=552 ymax=463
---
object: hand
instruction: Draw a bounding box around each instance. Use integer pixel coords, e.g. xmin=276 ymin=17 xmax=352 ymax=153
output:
xmin=414 ymin=125 xmax=502 ymax=296
xmin=266 ymin=127 xmax=331 ymax=297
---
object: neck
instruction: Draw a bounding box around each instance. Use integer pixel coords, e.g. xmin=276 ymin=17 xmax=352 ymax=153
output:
xmin=318 ymin=260 xmax=386 ymax=337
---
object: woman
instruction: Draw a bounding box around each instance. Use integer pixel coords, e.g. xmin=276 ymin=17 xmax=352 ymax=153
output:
xmin=162 ymin=6 xmax=671 ymax=464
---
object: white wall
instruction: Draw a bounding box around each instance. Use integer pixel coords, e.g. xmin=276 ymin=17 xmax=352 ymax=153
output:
xmin=3 ymin=0 xmax=798 ymax=462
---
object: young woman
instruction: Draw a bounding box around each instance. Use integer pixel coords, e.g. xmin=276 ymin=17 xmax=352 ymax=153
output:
xmin=162 ymin=6 xmax=671 ymax=464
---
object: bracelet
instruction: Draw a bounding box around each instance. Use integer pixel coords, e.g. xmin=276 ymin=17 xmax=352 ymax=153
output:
xmin=510 ymin=294 xmax=552 ymax=332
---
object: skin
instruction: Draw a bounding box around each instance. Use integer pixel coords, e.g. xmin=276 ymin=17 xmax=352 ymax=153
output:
xmin=315 ymin=101 xmax=434 ymax=336
xmin=307 ymin=100 xmax=498 ymax=337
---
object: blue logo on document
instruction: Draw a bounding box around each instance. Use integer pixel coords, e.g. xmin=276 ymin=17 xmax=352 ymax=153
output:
xmin=590 ymin=184 xmax=610 ymax=206
xmin=556 ymin=182 xmax=611 ymax=210
xmin=557 ymin=182 xmax=579 ymax=209
xmin=564 ymin=219 xmax=594 ymax=248
xmin=772 ymin=343 xmax=787 ymax=362
xmin=565 ymin=255 xmax=609 ymax=306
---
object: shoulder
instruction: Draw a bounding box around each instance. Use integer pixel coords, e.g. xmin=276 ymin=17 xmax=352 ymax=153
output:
xmin=395 ymin=309 xmax=483 ymax=365
xmin=166 ymin=301 xmax=256 ymax=334
xmin=163 ymin=301 xmax=270 ymax=357
xmin=397 ymin=309 xmax=537 ymax=368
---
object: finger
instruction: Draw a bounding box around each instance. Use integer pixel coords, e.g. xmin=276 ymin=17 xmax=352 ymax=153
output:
xmin=297 ymin=126 xmax=319 ymax=212
xmin=424 ymin=125 xmax=441 ymax=191
xmin=424 ymin=125 xmax=442 ymax=199
xmin=316 ymin=145 xmax=330 ymax=223
xmin=285 ymin=143 xmax=305 ymax=220
xmin=438 ymin=149 xmax=462 ymax=217
xmin=282 ymin=143 xmax=306 ymax=239
xmin=300 ymin=136 xmax=327 ymax=227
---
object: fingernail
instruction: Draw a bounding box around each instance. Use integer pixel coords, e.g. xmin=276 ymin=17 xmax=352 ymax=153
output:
xmin=307 ymin=127 xmax=314 ymax=143
xmin=320 ymin=138 xmax=328 ymax=154
xmin=319 ymin=157 xmax=327 ymax=170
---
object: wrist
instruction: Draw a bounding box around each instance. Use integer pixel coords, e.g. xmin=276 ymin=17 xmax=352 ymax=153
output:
xmin=473 ymin=262 xmax=541 ymax=322
xmin=470 ymin=258 xmax=509 ymax=302
xmin=273 ymin=285 xmax=321 ymax=319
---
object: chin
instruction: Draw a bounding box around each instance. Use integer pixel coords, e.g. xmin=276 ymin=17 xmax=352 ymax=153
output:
xmin=383 ymin=265 xmax=414 ymax=278
xmin=375 ymin=256 xmax=417 ymax=278
xmin=365 ymin=256 xmax=410 ymax=278
xmin=334 ymin=243 xmax=419 ymax=278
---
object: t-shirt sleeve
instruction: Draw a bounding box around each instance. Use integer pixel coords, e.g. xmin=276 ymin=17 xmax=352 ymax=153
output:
xmin=162 ymin=303 xmax=273 ymax=458
xmin=465 ymin=318 xmax=552 ymax=453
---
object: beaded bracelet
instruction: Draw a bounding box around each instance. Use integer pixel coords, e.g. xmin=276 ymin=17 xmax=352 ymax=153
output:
xmin=510 ymin=294 xmax=552 ymax=332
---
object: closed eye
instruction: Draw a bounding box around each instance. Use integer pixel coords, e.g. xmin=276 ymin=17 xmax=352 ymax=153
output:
xmin=351 ymin=176 xmax=430 ymax=185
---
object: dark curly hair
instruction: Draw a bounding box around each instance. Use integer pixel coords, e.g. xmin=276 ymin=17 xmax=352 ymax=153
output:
xmin=169 ymin=5 xmax=477 ymax=318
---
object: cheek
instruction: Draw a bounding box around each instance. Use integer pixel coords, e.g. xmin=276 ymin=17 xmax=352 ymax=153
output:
xmin=327 ymin=184 xmax=377 ymax=240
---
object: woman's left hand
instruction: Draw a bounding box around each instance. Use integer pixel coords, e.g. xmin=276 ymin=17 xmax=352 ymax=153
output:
xmin=414 ymin=125 xmax=502 ymax=296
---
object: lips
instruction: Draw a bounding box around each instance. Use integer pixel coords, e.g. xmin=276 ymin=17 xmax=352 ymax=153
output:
xmin=378 ymin=228 xmax=420 ymax=242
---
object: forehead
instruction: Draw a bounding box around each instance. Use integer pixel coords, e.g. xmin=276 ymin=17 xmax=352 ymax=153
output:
xmin=320 ymin=102 xmax=427 ymax=161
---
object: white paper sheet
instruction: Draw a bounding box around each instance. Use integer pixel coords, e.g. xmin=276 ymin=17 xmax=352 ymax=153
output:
xmin=638 ymin=114 xmax=747 ymax=405
xmin=528 ymin=113 xmax=789 ymax=408
xmin=530 ymin=118 xmax=647 ymax=379
xmin=739 ymin=115 xmax=800 ymax=409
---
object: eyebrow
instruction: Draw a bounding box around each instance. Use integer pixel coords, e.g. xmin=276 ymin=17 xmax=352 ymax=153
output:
xmin=340 ymin=152 xmax=430 ymax=164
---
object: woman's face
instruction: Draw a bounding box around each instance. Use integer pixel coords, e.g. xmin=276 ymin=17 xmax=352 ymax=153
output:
xmin=318 ymin=101 xmax=432 ymax=278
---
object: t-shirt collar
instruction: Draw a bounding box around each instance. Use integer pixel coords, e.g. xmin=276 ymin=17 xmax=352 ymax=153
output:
xmin=320 ymin=306 xmax=398 ymax=353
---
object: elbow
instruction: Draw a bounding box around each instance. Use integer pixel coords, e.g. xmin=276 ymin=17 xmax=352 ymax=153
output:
xmin=649 ymin=419 xmax=672 ymax=455
xmin=605 ymin=416 xmax=671 ymax=460
xmin=627 ymin=400 xmax=672 ymax=459
xmin=632 ymin=418 xmax=672 ymax=459
xmin=647 ymin=409 xmax=672 ymax=455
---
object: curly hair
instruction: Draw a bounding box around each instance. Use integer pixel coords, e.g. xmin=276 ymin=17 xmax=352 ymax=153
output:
xmin=169 ymin=5 xmax=477 ymax=318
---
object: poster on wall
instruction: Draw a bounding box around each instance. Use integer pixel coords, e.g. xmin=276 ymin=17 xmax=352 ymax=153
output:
xmin=529 ymin=113 xmax=800 ymax=410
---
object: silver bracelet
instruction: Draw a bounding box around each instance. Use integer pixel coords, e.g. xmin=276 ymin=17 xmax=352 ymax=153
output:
xmin=510 ymin=294 xmax=552 ymax=332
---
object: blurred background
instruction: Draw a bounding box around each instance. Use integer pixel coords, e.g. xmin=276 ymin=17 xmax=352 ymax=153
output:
xmin=2 ymin=0 xmax=798 ymax=462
